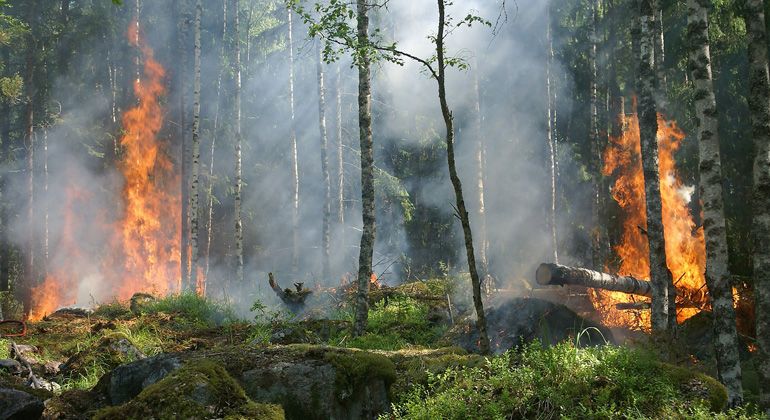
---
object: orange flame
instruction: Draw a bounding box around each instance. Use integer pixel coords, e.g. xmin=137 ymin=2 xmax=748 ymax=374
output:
xmin=28 ymin=22 xmax=181 ymax=320
xmin=593 ymin=111 xmax=708 ymax=329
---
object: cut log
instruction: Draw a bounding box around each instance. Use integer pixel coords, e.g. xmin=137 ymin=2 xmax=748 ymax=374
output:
xmin=536 ymin=263 xmax=652 ymax=297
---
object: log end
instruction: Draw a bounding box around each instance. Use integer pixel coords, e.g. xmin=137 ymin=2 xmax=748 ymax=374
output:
xmin=536 ymin=263 xmax=555 ymax=286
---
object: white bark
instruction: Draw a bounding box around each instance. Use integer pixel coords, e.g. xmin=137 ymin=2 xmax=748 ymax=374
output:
xmin=234 ymin=0 xmax=244 ymax=286
xmin=189 ymin=0 xmax=202 ymax=293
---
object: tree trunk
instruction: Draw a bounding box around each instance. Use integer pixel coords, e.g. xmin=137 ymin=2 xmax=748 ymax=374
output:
xmin=636 ymin=0 xmax=670 ymax=334
xmin=336 ymin=63 xmax=345 ymax=246
xmin=743 ymin=0 xmax=770 ymax=413
xmin=317 ymin=44 xmax=331 ymax=284
xmin=471 ymin=57 xmax=490 ymax=282
xmin=546 ymin=3 xmax=558 ymax=264
xmin=352 ymin=0 xmax=374 ymax=338
xmin=536 ymin=263 xmax=652 ymax=296
xmin=589 ymin=0 xmax=601 ymax=269
xmin=23 ymin=0 xmax=37 ymax=314
xmin=205 ymin=0 xmax=227 ymax=282
xmin=234 ymin=0 xmax=244 ymax=287
xmin=288 ymin=8 xmax=300 ymax=281
xmin=652 ymin=0 xmax=666 ymax=103
xmin=686 ymin=0 xmax=743 ymax=406
xmin=189 ymin=0 xmax=202 ymax=294
xmin=436 ymin=0 xmax=489 ymax=355
xmin=178 ymin=0 xmax=191 ymax=292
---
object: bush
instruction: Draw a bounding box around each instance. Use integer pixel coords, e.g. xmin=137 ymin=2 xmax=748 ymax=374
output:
xmin=385 ymin=340 xmax=757 ymax=420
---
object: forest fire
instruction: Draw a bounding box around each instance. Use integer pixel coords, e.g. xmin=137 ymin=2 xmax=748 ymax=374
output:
xmin=592 ymin=112 xmax=708 ymax=330
xmin=27 ymin=22 xmax=180 ymax=320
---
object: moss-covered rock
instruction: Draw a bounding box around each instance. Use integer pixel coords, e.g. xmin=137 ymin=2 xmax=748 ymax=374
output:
xmin=58 ymin=332 xmax=145 ymax=382
xmin=384 ymin=347 xmax=485 ymax=401
xmin=658 ymin=362 xmax=728 ymax=411
xmin=94 ymin=359 xmax=284 ymax=420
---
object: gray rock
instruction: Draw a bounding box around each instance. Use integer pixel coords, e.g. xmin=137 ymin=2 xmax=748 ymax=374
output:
xmin=0 ymin=360 xmax=22 ymax=375
xmin=107 ymin=353 xmax=183 ymax=405
xmin=0 ymin=387 xmax=44 ymax=420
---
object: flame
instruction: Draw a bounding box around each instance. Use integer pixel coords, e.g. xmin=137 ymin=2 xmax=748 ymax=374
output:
xmin=593 ymin=111 xmax=708 ymax=329
xmin=27 ymin=22 xmax=181 ymax=320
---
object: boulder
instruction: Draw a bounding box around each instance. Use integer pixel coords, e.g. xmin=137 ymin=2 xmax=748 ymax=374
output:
xmin=0 ymin=386 xmax=45 ymax=420
xmin=441 ymin=297 xmax=613 ymax=353
xmin=102 ymin=344 xmax=396 ymax=420
xmin=94 ymin=359 xmax=284 ymax=420
xmin=0 ymin=360 xmax=22 ymax=375
xmin=59 ymin=332 xmax=146 ymax=385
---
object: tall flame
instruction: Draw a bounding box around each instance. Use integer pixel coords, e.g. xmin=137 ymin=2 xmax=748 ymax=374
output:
xmin=592 ymin=111 xmax=708 ymax=329
xmin=27 ymin=22 xmax=180 ymax=320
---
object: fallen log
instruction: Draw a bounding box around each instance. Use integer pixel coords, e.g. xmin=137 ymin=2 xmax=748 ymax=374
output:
xmin=536 ymin=263 xmax=652 ymax=297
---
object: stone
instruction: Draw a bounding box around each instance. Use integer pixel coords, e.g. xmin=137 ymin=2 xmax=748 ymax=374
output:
xmin=106 ymin=353 xmax=183 ymax=405
xmin=0 ymin=360 xmax=22 ymax=375
xmin=0 ymin=386 xmax=45 ymax=420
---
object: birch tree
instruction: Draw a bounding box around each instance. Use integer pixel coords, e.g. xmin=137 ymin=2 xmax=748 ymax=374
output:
xmin=288 ymin=8 xmax=300 ymax=281
xmin=635 ymin=0 xmax=670 ymax=334
xmin=234 ymin=0 xmax=244 ymax=287
xmin=743 ymin=0 xmax=770 ymax=414
xmin=317 ymin=44 xmax=331 ymax=284
xmin=686 ymin=0 xmax=743 ymax=406
xmin=189 ymin=0 xmax=202 ymax=293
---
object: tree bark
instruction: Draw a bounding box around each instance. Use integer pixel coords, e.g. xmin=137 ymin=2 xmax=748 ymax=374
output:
xmin=589 ymin=0 xmax=601 ymax=269
xmin=288 ymin=8 xmax=300 ymax=281
xmin=205 ymin=0 xmax=227 ymax=282
xmin=352 ymin=0 xmax=374 ymax=338
xmin=546 ymin=3 xmax=558 ymax=264
xmin=189 ymin=0 xmax=202 ymax=293
xmin=336 ymin=63 xmax=345 ymax=246
xmin=471 ymin=57 xmax=490 ymax=281
xmin=652 ymin=0 xmax=667 ymax=103
xmin=23 ymin=0 xmax=37 ymax=314
xmin=178 ymin=0 xmax=191 ymax=291
xmin=743 ymin=0 xmax=770 ymax=414
xmin=234 ymin=0 xmax=244 ymax=287
xmin=636 ymin=0 xmax=670 ymax=334
xmin=536 ymin=263 xmax=652 ymax=297
xmin=686 ymin=0 xmax=743 ymax=406
xmin=436 ymin=0 xmax=489 ymax=355
xmin=317 ymin=44 xmax=331 ymax=284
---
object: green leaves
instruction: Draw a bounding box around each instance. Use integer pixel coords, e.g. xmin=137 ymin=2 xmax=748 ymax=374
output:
xmin=111 ymin=0 xmax=123 ymax=5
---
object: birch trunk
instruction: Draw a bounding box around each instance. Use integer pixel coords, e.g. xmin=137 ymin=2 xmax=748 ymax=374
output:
xmin=234 ymin=0 xmax=244 ymax=287
xmin=205 ymin=0 xmax=227 ymax=281
xmin=189 ymin=0 xmax=202 ymax=293
xmin=352 ymin=0 xmax=374 ymax=337
xmin=743 ymin=0 xmax=770 ymax=413
xmin=547 ymin=3 xmax=558 ymax=264
xmin=288 ymin=9 xmax=300 ymax=281
xmin=336 ymin=64 xmax=345 ymax=244
xmin=652 ymin=0 xmax=666 ymax=102
xmin=589 ymin=0 xmax=601 ymax=269
xmin=686 ymin=0 xmax=743 ymax=406
xmin=471 ymin=58 xmax=490 ymax=281
xmin=178 ymin=0 xmax=191 ymax=291
xmin=636 ymin=0 xmax=670 ymax=334
xmin=436 ymin=0 xmax=489 ymax=355
xmin=317 ymin=45 xmax=331 ymax=284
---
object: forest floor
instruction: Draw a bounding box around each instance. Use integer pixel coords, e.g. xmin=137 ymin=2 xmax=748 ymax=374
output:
xmin=0 ymin=283 xmax=765 ymax=420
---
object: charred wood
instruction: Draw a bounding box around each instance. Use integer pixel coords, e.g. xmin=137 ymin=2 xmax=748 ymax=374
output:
xmin=536 ymin=263 xmax=652 ymax=297
xmin=268 ymin=273 xmax=312 ymax=312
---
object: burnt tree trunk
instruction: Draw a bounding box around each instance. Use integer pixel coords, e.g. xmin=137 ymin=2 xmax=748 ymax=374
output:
xmin=536 ymin=263 xmax=652 ymax=297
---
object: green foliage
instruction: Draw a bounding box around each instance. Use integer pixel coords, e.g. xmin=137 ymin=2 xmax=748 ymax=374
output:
xmin=347 ymin=295 xmax=448 ymax=351
xmin=384 ymin=341 xmax=754 ymax=420
xmin=141 ymin=293 xmax=240 ymax=329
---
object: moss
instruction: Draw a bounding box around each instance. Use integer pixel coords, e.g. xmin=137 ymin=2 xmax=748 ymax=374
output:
xmin=59 ymin=332 xmax=143 ymax=381
xmin=93 ymin=358 xmax=284 ymax=420
xmin=658 ymin=362 xmax=728 ymax=411
xmin=323 ymin=349 xmax=397 ymax=403
xmin=385 ymin=347 xmax=484 ymax=400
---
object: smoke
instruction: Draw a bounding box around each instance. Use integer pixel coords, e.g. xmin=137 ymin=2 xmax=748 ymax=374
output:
xmin=3 ymin=0 xmax=593 ymax=316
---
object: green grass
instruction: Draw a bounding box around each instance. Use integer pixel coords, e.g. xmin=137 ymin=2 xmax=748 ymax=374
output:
xmin=385 ymin=340 xmax=760 ymax=420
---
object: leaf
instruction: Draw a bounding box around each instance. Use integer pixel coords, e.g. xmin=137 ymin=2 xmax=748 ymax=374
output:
xmin=111 ymin=0 xmax=122 ymax=5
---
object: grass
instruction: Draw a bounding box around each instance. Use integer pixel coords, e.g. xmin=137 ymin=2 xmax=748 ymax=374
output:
xmin=384 ymin=339 xmax=762 ymax=420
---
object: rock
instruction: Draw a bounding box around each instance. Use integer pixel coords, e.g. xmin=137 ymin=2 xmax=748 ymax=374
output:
xmin=0 ymin=360 xmax=22 ymax=375
xmin=103 ymin=344 xmax=395 ymax=420
xmin=94 ymin=359 xmax=284 ymax=420
xmin=44 ymin=362 xmax=62 ymax=376
xmin=106 ymin=353 xmax=183 ymax=405
xmin=679 ymin=311 xmax=752 ymax=363
xmin=50 ymin=307 xmax=94 ymax=319
xmin=129 ymin=293 xmax=156 ymax=313
xmin=59 ymin=332 xmax=145 ymax=382
xmin=0 ymin=386 xmax=45 ymax=420
xmin=441 ymin=297 xmax=614 ymax=353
